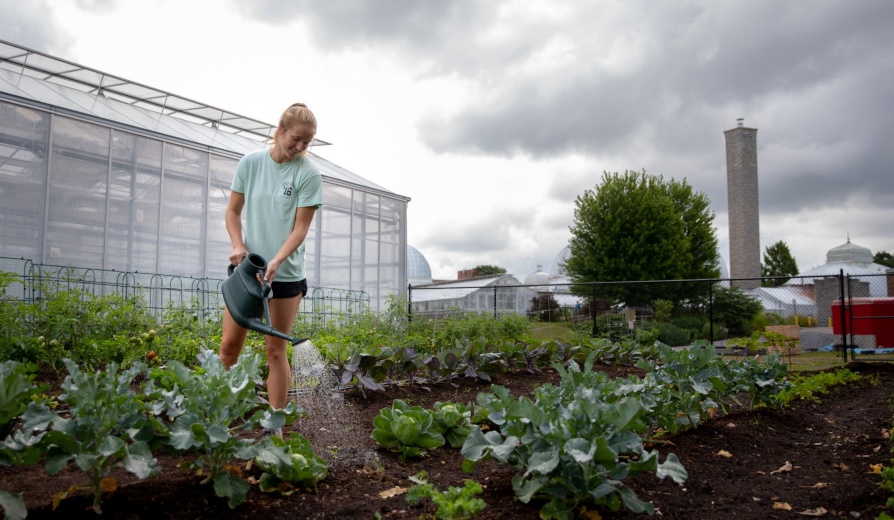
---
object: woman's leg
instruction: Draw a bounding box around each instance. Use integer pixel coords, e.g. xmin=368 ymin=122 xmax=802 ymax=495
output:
xmin=219 ymin=308 xmax=249 ymax=368
xmin=265 ymin=295 xmax=303 ymax=409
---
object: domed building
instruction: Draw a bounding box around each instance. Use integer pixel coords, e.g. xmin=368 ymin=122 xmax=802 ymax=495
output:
xmin=522 ymin=248 xmax=583 ymax=310
xmin=407 ymin=245 xmax=433 ymax=286
xmin=550 ymin=246 xmax=571 ymax=283
xmin=788 ymin=238 xmax=889 ymax=297
xmin=524 ymin=265 xmax=550 ymax=287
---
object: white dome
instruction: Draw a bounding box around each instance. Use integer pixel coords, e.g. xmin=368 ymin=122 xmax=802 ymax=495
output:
xmin=826 ymin=239 xmax=873 ymax=264
xmin=550 ymin=246 xmax=570 ymax=279
xmin=524 ymin=265 xmax=550 ymax=285
xmin=407 ymin=245 xmax=432 ymax=285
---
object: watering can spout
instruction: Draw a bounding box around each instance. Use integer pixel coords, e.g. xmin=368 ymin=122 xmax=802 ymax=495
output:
xmin=221 ymin=253 xmax=309 ymax=345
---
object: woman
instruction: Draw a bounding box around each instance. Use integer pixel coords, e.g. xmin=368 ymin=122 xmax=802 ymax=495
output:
xmin=219 ymin=103 xmax=323 ymax=411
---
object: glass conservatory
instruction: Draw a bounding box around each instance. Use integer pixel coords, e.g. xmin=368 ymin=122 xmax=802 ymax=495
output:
xmin=0 ymin=39 xmax=409 ymax=311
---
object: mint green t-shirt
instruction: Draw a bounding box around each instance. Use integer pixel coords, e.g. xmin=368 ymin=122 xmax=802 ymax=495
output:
xmin=230 ymin=149 xmax=323 ymax=282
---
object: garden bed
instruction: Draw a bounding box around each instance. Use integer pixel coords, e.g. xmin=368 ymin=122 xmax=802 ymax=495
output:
xmin=2 ymin=362 xmax=892 ymax=519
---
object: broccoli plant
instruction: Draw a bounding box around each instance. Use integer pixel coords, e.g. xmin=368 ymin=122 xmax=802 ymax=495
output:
xmin=152 ymin=350 xmax=301 ymax=508
xmin=24 ymin=360 xmax=165 ymax=514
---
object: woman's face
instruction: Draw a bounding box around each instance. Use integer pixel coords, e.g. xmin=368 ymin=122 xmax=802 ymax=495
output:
xmin=276 ymin=123 xmax=315 ymax=160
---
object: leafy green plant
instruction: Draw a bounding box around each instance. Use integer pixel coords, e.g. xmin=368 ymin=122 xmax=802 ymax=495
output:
xmin=463 ymin=357 xmax=688 ymax=517
xmin=0 ymin=360 xmax=41 ymax=520
xmin=422 ymin=348 xmax=461 ymax=385
xmin=152 ymin=350 xmax=302 ymax=508
xmin=371 ymin=399 xmax=445 ymax=461
xmin=23 ymin=360 xmax=165 ymax=514
xmin=253 ymin=432 xmax=328 ymax=493
xmin=431 ymin=401 xmax=473 ymax=448
xmin=454 ymin=338 xmax=502 ymax=382
xmin=772 ymin=369 xmax=860 ymax=408
xmin=407 ymin=470 xmax=486 ymax=519
xmin=0 ymin=361 xmax=37 ymax=439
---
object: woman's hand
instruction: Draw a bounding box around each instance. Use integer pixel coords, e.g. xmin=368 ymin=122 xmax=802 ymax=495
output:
xmin=264 ymin=257 xmax=283 ymax=283
xmin=229 ymin=246 xmax=249 ymax=267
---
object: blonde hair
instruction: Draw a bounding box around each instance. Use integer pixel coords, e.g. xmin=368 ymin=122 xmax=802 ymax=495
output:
xmin=271 ymin=103 xmax=317 ymax=156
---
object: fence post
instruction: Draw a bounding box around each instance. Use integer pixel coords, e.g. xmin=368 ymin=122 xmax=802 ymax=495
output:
xmin=708 ymin=280 xmax=714 ymax=344
xmin=591 ymin=282 xmax=597 ymax=337
xmin=407 ymin=284 xmax=413 ymax=323
xmin=493 ymin=286 xmax=498 ymax=319
xmin=838 ymin=269 xmax=847 ymax=363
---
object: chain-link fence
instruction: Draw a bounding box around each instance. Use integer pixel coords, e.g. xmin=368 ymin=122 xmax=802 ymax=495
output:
xmin=0 ymin=256 xmax=369 ymax=330
xmin=409 ymin=269 xmax=894 ymax=368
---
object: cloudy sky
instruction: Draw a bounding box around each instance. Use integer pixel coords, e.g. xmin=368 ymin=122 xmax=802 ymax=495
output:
xmin=3 ymin=0 xmax=893 ymax=280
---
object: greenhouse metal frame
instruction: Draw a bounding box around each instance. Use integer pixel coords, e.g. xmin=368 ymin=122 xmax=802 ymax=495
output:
xmin=0 ymin=39 xmax=409 ymax=312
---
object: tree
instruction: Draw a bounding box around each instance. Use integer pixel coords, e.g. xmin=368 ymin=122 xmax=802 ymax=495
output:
xmin=712 ymin=285 xmax=762 ymax=337
xmin=874 ymin=251 xmax=894 ymax=268
xmin=528 ymin=293 xmax=561 ymax=322
xmin=761 ymin=240 xmax=799 ymax=287
xmin=563 ymin=170 xmax=719 ymax=307
xmin=471 ymin=265 xmax=506 ymax=277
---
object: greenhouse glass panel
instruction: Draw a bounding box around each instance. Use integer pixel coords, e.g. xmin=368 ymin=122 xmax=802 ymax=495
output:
xmin=207 ymin=154 xmax=237 ymax=277
xmin=105 ymin=131 xmax=162 ymax=273
xmin=158 ymin=143 xmax=208 ymax=276
xmin=353 ymin=190 xmax=380 ymax=291
xmin=319 ymin=184 xmax=352 ymax=288
xmin=45 ymin=117 xmax=110 ymax=267
xmin=0 ymin=102 xmax=49 ymax=259
xmin=379 ymin=196 xmax=404 ymax=303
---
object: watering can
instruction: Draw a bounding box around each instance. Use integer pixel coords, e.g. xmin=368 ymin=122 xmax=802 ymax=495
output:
xmin=221 ymin=253 xmax=309 ymax=346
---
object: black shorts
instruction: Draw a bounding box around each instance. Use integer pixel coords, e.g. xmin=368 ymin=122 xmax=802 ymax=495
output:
xmin=270 ymin=279 xmax=308 ymax=299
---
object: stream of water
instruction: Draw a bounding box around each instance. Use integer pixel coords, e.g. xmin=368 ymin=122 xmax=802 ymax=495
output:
xmin=289 ymin=340 xmax=379 ymax=468
xmin=290 ymin=340 xmax=339 ymax=399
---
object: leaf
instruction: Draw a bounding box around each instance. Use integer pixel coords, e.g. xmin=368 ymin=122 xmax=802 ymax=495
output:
xmin=773 ymin=502 xmax=793 ymax=511
xmin=460 ymin=428 xmax=516 ymax=463
xmin=770 ymin=461 xmax=793 ymax=474
xmin=524 ymin=446 xmax=560 ymax=476
xmin=870 ymin=463 xmax=883 ymax=474
xmin=798 ymin=506 xmax=828 ymax=516
xmin=99 ymin=477 xmax=117 ymax=493
xmin=539 ymin=497 xmax=575 ymax=519
xmin=579 ymin=506 xmax=603 ymax=520
xmin=124 ymin=441 xmax=159 ymax=479
xmin=716 ymin=450 xmax=732 ymax=458
xmin=378 ymin=486 xmax=406 ymax=498
xmin=565 ymin=438 xmax=594 ymax=464
xmin=656 ymin=453 xmax=688 ymax=484
xmin=0 ymin=490 xmax=27 ymax=520
xmin=618 ymin=485 xmax=654 ymax=515
xmin=52 ymin=484 xmax=80 ymax=511
xmin=213 ymin=472 xmax=250 ymax=509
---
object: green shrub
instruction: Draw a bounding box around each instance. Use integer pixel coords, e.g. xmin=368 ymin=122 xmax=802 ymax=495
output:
xmin=657 ymin=323 xmax=690 ymax=347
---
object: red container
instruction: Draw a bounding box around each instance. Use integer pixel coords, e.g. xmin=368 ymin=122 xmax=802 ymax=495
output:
xmin=831 ymin=297 xmax=894 ymax=347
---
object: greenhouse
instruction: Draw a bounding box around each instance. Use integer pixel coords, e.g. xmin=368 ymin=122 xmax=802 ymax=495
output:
xmin=0 ymin=39 xmax=409 ymax=312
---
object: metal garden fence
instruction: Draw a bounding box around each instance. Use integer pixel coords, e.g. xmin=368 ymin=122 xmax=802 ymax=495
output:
xmin=408 ymin=270 xmax=894 ymax=367
xmin=0 ymin=256 xmax=370 ymax=331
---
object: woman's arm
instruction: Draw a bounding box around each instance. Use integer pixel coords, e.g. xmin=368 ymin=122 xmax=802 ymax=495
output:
xmin=265 ymin=206 xmax=317 ymax=282
xmin=225 ymin=191 xmax=249 ymax=265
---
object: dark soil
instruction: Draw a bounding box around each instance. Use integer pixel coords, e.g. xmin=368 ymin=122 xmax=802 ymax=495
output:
xmin=2 ymin=361 xmax=893 ymax=519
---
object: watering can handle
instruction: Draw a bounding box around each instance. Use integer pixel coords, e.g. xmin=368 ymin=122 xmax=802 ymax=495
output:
xmin=227 ymin=261 xmax=274 ymax=299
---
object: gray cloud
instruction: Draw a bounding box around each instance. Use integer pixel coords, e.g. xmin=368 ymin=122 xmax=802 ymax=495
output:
xmin=0 ymin=0 xmax=73 ymax=53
